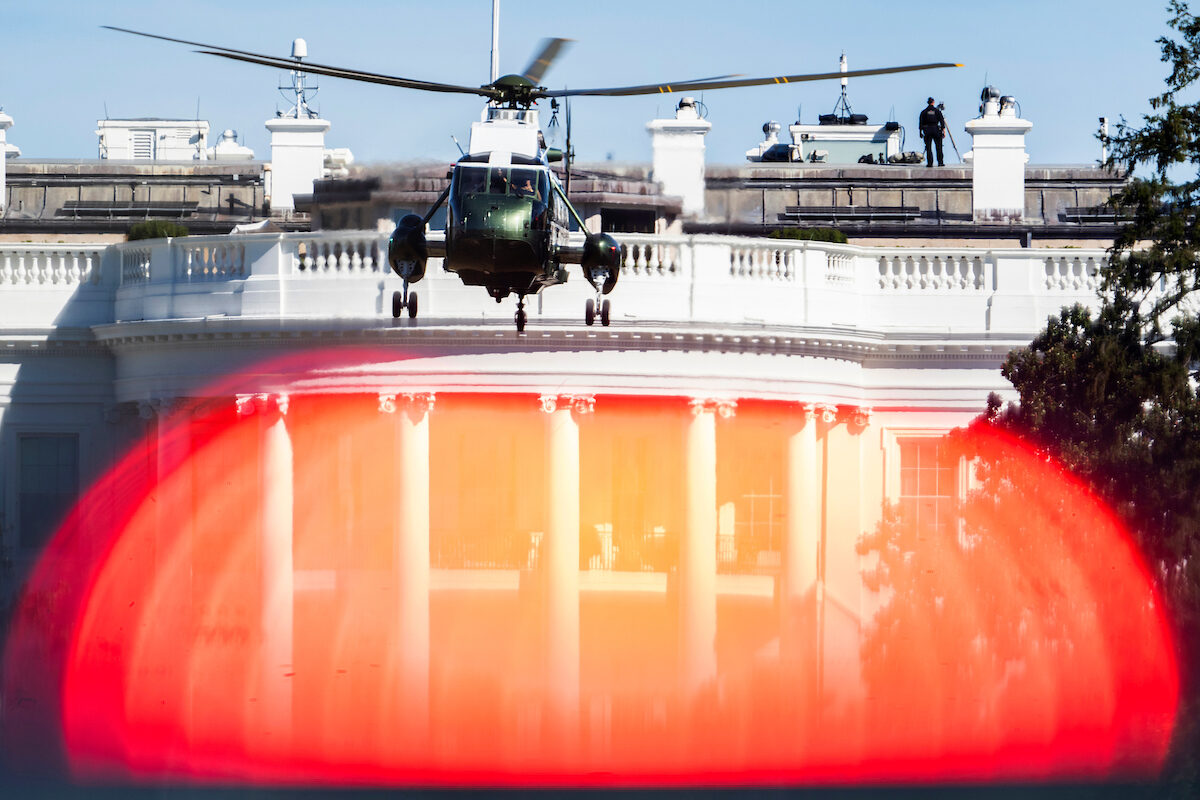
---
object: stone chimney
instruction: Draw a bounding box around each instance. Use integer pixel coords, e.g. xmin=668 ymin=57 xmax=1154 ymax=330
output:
xmin=265 ymin=116 xmax=331 ymax=212
xmin=646 ymin=97 xmax=712 ymax=217
xmin=964 ymin=87 xmax=1032 ymax=222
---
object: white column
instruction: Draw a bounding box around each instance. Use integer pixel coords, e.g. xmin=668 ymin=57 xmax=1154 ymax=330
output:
xmin=239 ymin=393 xmax=294 ymax=749
xmin=0 ymin=111 xmax=11 ymax=214
xmin=538 ymin=393 xmax=593 ymax=753
xmin=783 ymin=403 xmax=823 ymax=609
xmin=380 ymin=391 xmax=435 ymax=747
xmin=782 ymin=403 xmax=832 ymax=673
xmin=145 ymin=398 xmax=194 ymax=574
xmin=680 ymin=397 xmax=735 ymax=696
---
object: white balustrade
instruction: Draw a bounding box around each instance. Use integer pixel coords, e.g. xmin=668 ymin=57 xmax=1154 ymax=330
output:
xmin=729 ymin=242 xmax=797 ymax=281
xmin=1043 ymin=254 xmax=1104 ymax=293
xmin=180 ymin=241 xmax=246 ymax=281
xmin=0 ymin=246 xmax=105 ymax=287
xmin=121 ymin=247 xmax=152 ymax=285
xmin=291 ymin=232 xmax=383 ymax=276
xmin=825 ymin=252 xmax=855 ymax=285
xmin=619 ymin=234 xmax=683 ymax=278
xmin=1 ymin=232 xmax=1125 ymax=336
xmin=877 ymin=253 xmax=987 ymax=292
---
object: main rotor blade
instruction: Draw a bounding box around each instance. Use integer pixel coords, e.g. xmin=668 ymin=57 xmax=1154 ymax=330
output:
xmin=104 ymin=26 xmax=498 ymax=99
xmin=540 ymin=62 xmax=961 ymax=98
xmin=198 ymin=50 xmax=500 ymax=97
xmin=521 ymin=38 xmax=573 ymax=85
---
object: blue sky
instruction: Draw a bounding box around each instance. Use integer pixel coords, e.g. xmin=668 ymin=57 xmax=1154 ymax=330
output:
xmin=0 ymin=1 xmax=1177 ymax=166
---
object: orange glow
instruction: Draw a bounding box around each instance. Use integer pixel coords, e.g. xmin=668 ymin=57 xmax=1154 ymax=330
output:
xmin=0 ymin=352 xmax=1179 ymax=786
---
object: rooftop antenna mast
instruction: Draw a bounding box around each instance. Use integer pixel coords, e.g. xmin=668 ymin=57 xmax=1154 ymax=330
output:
xmin=490 ymin=0 xmax=500 ymax=83
xmin=279 ymin=37 xmax=318 ymax=119
xmin=832 ymin=51 xmax=853 ymax=121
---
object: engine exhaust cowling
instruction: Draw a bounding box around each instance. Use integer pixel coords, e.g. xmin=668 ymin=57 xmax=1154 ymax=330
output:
xmin=582 ymin=232 xmax=620 ymax=294
xmin=388 ymin=214 xmax=428 ymax=282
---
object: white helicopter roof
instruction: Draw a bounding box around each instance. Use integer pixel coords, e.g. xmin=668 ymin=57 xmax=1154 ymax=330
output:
xmin=468 ymin=106 xmax=541 ymax=159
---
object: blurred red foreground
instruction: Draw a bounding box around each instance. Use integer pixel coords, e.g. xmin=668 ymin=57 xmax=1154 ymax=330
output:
xmin=0 ymin=370 xmax=1179 ymax=786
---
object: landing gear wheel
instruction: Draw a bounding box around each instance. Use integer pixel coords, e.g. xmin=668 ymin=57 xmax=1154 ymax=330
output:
xmin=585 ymin=298 xmax=595 ymax=326
xmin=515 ymin=308 xmax=527 ymax=333
xmin=600 ymin=298 xmax=611 ymax=327
xmin=392 ymin=290 xmax=403 ymax=319
xmin=407 ymin=291 xmax=418 ymax=319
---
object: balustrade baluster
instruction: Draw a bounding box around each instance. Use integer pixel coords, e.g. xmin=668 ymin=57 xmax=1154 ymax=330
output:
xmin=647 ymin=244 xmax=662 ymax=275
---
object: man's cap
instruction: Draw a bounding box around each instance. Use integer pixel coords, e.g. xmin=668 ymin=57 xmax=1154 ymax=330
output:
xmin=927 ymin=97 xmax=935 ymax=103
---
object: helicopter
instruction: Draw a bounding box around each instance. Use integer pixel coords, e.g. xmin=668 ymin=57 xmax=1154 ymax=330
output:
xmin=104 ymin=25 xmax=959 ymax=332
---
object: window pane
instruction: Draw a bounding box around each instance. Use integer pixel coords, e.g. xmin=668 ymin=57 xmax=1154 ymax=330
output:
xmin=937 ymin=467 xmax=955 ymax=496
xmin=918 ymin=465 xmax=937 ymax=496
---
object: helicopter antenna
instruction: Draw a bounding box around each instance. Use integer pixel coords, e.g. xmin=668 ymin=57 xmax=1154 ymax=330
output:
xmin=490 ymin=0 xmax=500 ymax=83
xmin=565 ymin=94 xmax=573 ymax=198
xmin=450 ymin=133 xmax=466 ymax=156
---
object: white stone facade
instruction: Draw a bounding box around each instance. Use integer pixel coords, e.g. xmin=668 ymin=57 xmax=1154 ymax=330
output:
xmin=0 ymin=229 xmax=1118 ymax=765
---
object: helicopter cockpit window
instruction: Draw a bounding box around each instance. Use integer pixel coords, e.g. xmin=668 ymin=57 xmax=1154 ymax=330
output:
xmin=488 ymin=169 xmax=509 ymax=195
xmin=460 ymin=167 xmax=548 ymax=201
xmin=510 ymin=169 xmax=541 ymax=200
xmin=456 ymin=167 xmax=487 ymax=196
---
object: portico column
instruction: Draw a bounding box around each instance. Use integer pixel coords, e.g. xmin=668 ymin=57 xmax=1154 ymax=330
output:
xmin=144 ymin=398 xmax=195 ymax=576
xmin=380 ymin=391 xmax=435 ymax=747
xmin=238 ymin=392 xmax=294 ymax=751
xmin=681 ymin=397 xmax=735 ymax=697
xmin=138 ymin=396 xmax=196 ymax=757
xmin=538 ymin=392 xmax=593 ymax=754
xmin=781 ymin=403 xmax=832 ymax=665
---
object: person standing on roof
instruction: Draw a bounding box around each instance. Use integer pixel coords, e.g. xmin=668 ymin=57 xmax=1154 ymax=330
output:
xmin=919 ymin=97 xmax=947 ymax=167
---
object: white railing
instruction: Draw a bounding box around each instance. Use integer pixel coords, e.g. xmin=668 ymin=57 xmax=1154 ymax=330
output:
xmin=0 ymin=245 xmax=105 ymax=286
xmin=1043 ymin=253 xmax=1105 ymax=293
xmin=0 ymin=230 xmax=1119 ymax=336
xmin=291 ymin=232 xmax=385 ymax=276
xmin=120 ymin=246 xmax=152 ymax=285
xmin=877 ymin=252 xmax=989 ymax=292
xmin=179 ymin=239 xmax=246 ymax=281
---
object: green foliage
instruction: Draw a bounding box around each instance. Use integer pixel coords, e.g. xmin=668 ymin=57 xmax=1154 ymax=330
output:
xmin=126 ymin=221 xmax=189 ymax=241
xmin=766 ymin=227 xmax=847 ymax=243
xmin=979 ymin=2 xmax=1200 ymax=786
xmin=862 ymin=4 xmax=1200 ymax=787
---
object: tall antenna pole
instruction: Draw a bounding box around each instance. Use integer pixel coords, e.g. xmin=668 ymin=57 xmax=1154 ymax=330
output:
xmin=490 ymin=0 xmax=500 ymax=83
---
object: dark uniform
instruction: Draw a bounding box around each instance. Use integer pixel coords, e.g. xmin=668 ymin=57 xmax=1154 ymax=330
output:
xmin=919 ymin=100 xmax=946 ymax=167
